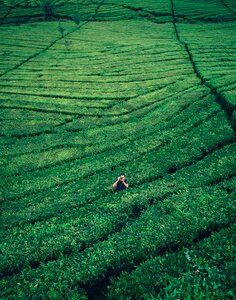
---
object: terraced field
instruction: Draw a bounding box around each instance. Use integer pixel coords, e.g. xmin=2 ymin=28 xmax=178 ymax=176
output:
xmin=0 ymin=0 xmax=235 ymax=299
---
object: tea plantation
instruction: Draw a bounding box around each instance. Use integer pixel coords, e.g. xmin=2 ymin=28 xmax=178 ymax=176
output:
xmin=0 ymin=0 xmax=235 ymax=299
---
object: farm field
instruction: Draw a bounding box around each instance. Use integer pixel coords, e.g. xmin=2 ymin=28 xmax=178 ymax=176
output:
xmin=0 ymin=0 xmax=235 ymax=299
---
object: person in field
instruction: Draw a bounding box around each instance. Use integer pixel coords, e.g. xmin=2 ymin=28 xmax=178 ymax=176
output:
xmin=112 ymin=174 xmax=129 ymax=192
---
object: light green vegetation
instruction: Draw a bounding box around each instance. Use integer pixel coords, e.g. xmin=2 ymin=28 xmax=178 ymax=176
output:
xmin=0 ymin=0 xmax=235 ymax=299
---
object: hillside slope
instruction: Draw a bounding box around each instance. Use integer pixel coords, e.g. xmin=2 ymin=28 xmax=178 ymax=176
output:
xmin=0 ymin=0 xmax=235 ymax=299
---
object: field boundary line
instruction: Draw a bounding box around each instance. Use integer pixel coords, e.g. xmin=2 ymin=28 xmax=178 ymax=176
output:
xmin=0 ymin=85 xmax=201 ymax=167
xmin=81 ymin=219 xmax=236 ymax=299
xmin=0 ymin=0 xmax=105 ymax=78
xmin=171 ymin=0 xmax=236 ymax=133
xmin=0 ymin=80 xmax=184 ymax=120
xmin=2 ymin=183 xmax=234 ymax=280
xmin=1 ymin=88 xmax=206 ymax=161
xmin=220 ymin=0 xmax=236 ymax=16
xmin=2 ymin=119 xmax=234 ymax=205
xmin=92 ymin=1 xmax=236 ymax=23
xmin=0 ymin=23 xmax=87 ymax=78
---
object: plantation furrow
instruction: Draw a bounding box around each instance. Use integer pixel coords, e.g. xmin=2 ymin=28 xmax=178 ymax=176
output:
xmin=1 ymin=86 xmax=205 ymax=161
xmin=22 ymin=53 xmax=188 ymax=68
xmin=214 ymin=81 xmax=236 ymax=92
xmin=4 ymin=142 xmax=235 ymax=239
xmin=6 ymin=64 xmax=190 ymax=86
xmin=1 ymin=150 xmax=234 ymax=296
xmin=0 ymin=104 xmax=83 ymax=116
xmin=100 ymin=2 xmax=157 ymax=20
xmin=0 ymin=22 xmax=88 ymax=78
xmin=1 ymin=106 xmax=212 ymax=209
xmin=102 ymin=80 xmax=194 ymax=115
xmin=1 ymin=176 xmax=234 ymax=298
xmin=0 ymin=101 xmax=206 ymax=195
xmin=0 ymin=84 xmax=200 ymax=144
xmin=220 ymin=0 xmax=236 ymax=16
xmin=0 ymin=76 xmax=163 ymax=85
xmin=0 ymin=194 xmax=148 ymax=279
xmin=0 ymin=80 xmax=189 ymax=125
xmin=0 ymin=82 xmax=197 ymax=148
xmin=0 ymin=99 xmax=217 ymax=198
xmin=0 ymin=90 xmax=127 ymax=101
xmin=14 ymin=62 xmax=191 ymax=76
xmin=0 ymin=86 xmax=206 ymax=162
xmin=9 ymin=66 xmax=191 ymax=82
xmin=0 ymin=94 xmax=113 ymax=109
xmin=1 ymin=0 xmax=233 ymax=26
xmin=0 ymin=70 xmax=190 ymax=86
xmin=40 ymin=47 xmax=182 ymax=60
xmin=2 ymin=111 xmax=234 ymax=224
xmin=0 ymin=85 xmax=204 ymax=178
xmin=14 ymin=62 xmax=190 ymax=80
xmin=1 ymin=4 xmax=235 ymax=298
xmin=171 ymin=0 xmax=235 ymax=133
xmin=0 ymin=118 xmax=74 ymax=139
xmin=0 ymin=99 xmax=110 ymax=110
xmin=3 ymin=139 xmax=235 ymax=239
xmin=102 ymin=2 xmax=207 ymax=24
xmin=51 ymin=42 xmax=179 ymax=53
xmin=93 ymin=0 xmax=105 ymax=19
xmin=85 ymin=223 xmax=236 ymax=300
xmin=0 ymin=44 xmax=41 ymax=52
xmin=104 ymin=224 xmax=236 ymax=299
xmin=1 ymin=162 xmax=235 ymax=279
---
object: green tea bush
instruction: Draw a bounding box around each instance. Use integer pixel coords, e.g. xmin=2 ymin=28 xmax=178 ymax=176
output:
xmin=106 ymin=224 xmax=236 ymax=299
xmin=41 ymin=0 xmax=55 ymax=20
xmin=2 ymin=106 xmax=233 ymax=228
xmin=1 ymin=145 xmax=235 ymax=282
xmin=72 ymin=14 xmax=80 ymax=25
xmin=1 ymin=181 xmax=235 ymax=298
xmin=0 ymin=3 xmax=235 ymax=299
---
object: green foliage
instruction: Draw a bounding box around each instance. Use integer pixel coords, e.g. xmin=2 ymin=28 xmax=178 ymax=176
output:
xmin=57 ymin=20 xmax=65 ymax=36
xmin=106 ymin=224 xmax=236 ymax=299
xmin=177 ymin=21 xmax=236 ymax=128
xmin=1 ymin=180 xmax=235 ymax=298
xmin=0 ymin=1 xmax=235 ymax=299
xmin=71 ymin=14 xmax=81 ymax=25
xmin=41 ymin=0 xmax=55 ymax=20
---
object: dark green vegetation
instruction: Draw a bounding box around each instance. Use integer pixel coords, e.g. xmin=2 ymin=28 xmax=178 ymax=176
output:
xmin=0 ymin=0 xmax=236 ymax=299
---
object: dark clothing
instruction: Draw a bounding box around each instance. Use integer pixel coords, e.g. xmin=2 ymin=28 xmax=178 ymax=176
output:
xmin=115 ymin=178 xmax=128 ymax=192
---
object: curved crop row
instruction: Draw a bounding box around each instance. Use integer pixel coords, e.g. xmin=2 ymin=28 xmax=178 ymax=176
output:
xmin=174 ymin=0 xmax=236 ymax=22
xmin=1 ymin=160 xmax=235 ymax=278
xmin=0 ymin=83 xmax=205 ymax=171
xmin=105 ymin=223 xmax=236 ymax=299
xmin=1 ymin=95 xmax=229 ymax=198
xmin=1 ymin=1 xmax=235 ymax=298
xmin=0 ymin=137 xmax=235 ymax=278
xmin=177 ymin=22 xmax=236 ymax=129
xmin=1 ymin=176 xmax=235 ymax=298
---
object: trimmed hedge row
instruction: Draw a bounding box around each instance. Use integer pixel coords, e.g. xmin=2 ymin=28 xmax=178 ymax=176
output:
xmin=1 ymin=86 xmax=208 ymax=178
xmin=0 ymin=84 xmax=205 ymax=158
xmin=1 ymin=143 xmax=235 ymax=278
xmin=0 ymin=119 xmax=68 ymax=137
xmin=106 ymin=223 xmax=236 ymax=299
xmin=1 ymin=176 xmax=235 ymax=298
xmin=174 ymin=0 xmax=236 ymax=22
xmin=0 ymin=22 xmax=77 ymax=73
xmin=1 ymin=99 xmax=229 ymax=220
xmin=177 ymin=22 xmax=236 ymax=118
